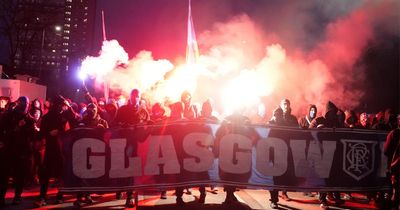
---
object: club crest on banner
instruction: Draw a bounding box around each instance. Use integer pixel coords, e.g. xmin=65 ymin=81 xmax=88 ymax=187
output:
xmin=341 ymin=139 xmax=377 ymax=181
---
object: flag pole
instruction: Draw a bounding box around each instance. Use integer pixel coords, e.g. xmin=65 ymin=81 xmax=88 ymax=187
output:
xmin=186 ymin=0 xmax=199 ymax=66
xmin=101 ymin=10 xmax=107 ymax=41
xmin=101 ymin=10 xmax=109 ymax=102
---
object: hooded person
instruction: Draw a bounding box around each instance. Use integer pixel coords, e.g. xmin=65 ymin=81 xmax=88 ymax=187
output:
xmin=113 ymin=89 xmax=150 ymax=127
xmin=269 ymin=107 xmax=284 ymax=125
xmin=299 ymin=104 xmax=317 ymax=129
xmin=80 ymin=103 xmax=108 ymax=129
xmin=112 ymin=89 xmax=150 ymax=208
xmin=309 ymin=101 xmax=344 ymax=208
xmin=0 ymin=96 xmax=37 ymax=206
xmin=35 ymin=95 xmax=80 ymax=207
xmin=279 ymin=99 xmax=298 ymax=127
xmin=150 ymin=102 xmax=167 ymax=123
xmin=345 ymin=110 xmax=358 ymax=128
xmin=169 ymin=102 xmax=185 ymax=121
xmin=198 ymin=99 xmax=219 ymax=122
xmin=181 ymin=91 xmax=198 ymax=120
xmin=309 ymin=101 xmax=339 ymax=129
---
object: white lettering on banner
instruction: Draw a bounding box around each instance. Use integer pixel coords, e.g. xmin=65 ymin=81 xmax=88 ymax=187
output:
xmin=219 ymin=134 xmax=252 ymax=174
xmin=290 ymin=140 xmax=336 ymax=178
xmin=183 ymin=133 xmax=214 ymax=172
xmin=70 ymin=130 xmax=386 ymax=181
xmin=72 ymin=138 xmax=105 ymax=178
xmin=109 ymin=138 xmax=142 ymax=178
xmin=256 ymin=137 xmax=288 ymax=176
xmin=144 ymin=135 xmax=181 ymax=175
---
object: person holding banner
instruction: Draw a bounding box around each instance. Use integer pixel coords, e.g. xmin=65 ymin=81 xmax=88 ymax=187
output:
xmin=113 ymin=89 xmax=149 ymax=208
xmin=299 ymin=104 xmax=317 ymax=129
xmin=197 ymin=99 xmax=219 ymax=202
xmin=0 ymin=96 xmax=36 ymax=207
xmin=384 ymin=114 xmax=400 ymax=210
xmin=214 ymin=111 xmax=256 ymax=205
xmin=309 ymin=101 xmax=344 ymax=209
xmin=268 ymin=99 xmax=298 ymax=208
xmin=73 ymin=103 xmax=109 ymax=207
xmin=35 ymin=95 xmax=80 ymax=207
xmin=114 ymin=89 xmax=150 ymax=127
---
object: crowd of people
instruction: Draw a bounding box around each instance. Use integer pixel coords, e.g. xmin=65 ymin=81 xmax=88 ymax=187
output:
xmin=0 ymin=87 xmax=399 ymax=209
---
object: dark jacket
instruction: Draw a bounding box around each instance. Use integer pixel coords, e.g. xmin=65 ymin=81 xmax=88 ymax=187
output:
xmin=384 ymin=128 xmax=400 ymax=175
xmin=113 ymin=104 xmax=150 ymax=126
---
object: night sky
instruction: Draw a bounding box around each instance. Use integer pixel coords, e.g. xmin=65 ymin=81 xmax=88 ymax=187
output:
xmin=92 ymin=0 xmax=399 ymax=113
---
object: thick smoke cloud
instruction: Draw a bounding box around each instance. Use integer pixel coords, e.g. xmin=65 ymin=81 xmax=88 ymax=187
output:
xmin=88 ymin=0 xmax=398 ymax=119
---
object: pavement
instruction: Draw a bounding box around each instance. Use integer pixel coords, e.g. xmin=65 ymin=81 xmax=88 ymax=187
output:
xmin=1 ymin=185 xmax=381 ymax=210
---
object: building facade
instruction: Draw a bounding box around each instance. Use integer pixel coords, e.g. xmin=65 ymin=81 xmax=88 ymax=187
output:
xmin=1 ymin=0 xmax=96 ymax=97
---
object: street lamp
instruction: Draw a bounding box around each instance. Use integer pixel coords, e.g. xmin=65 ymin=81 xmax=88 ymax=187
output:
xmin=55 ymin=25 xmax=62 ymax=31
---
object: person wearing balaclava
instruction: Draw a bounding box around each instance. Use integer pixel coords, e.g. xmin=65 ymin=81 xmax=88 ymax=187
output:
xmin=73 ymin=103 xmax=108 ymax=207
xmin=0 ymin=96 xmax=36 ymax=206
xmin=308 ymin=101 xmax=344 ymax=209
xmin=267 ymin=99 xmax=298 ymax=208
xmin=113 ymin=89 xmax=150 ymax=127
xmin=299 ymin=104 xmax=317 ymax=129
xmin=181 ymin=91 xmax=198 ymax=120
xmin=35 ymin=95 xmax=80 ymax=207
xmin=309 ymin=101 xmax=339 ymax=129
xmin=80 ymin=103 xmax=108 ymax=129
xmin=113 ymin=89 xmax=150 ymax=208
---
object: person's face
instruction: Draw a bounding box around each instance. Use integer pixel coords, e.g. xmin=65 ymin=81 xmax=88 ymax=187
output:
xmin=0 ymin=99 xmax=7 ymax=109
xmin=280 ymin=101 xmax=289 ymax=113
xmin=130 ymin=90 xmax=140 ymax=106
xmin=33 ymin=100 xmax=40 ymax=109
xmin=16 ymin=97 xmax=29 ymax=114
xmin=86 ymin=106 xmax=97 ymax=119
xmin=309 ymin=107 xmax=316 ymax=119
xmin=182 ymin=94 xmax=191 ymax=106
xmin=360 ymin=113 xmax=368 ymax=127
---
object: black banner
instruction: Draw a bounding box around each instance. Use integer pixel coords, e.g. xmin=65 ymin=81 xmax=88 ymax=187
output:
xmin=60 ymin=122 xmax=390 ymax=193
